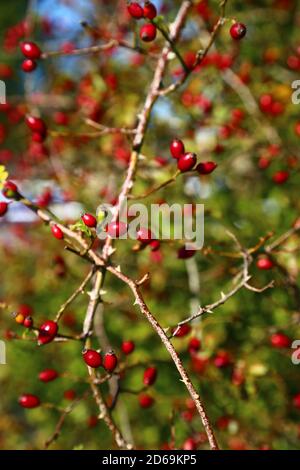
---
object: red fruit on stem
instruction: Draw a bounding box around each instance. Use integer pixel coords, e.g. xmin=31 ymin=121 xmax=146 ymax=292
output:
xmin=103 ymin=352 xmax=118 ymax=372
xmin=2 ymin=181 xmax=18 ymax=199
xmin=121 ymin=340 xmax=135 ymax=355
xmin=139 ymin=393 xmax=154 ymax=408
xmin=39 ymin=369 xmax=58 ymax=382
xmin=128 ymin=2 xmax=144 ymax=19
xmin=20 ymin=41 xmax=41 ymax=60
xmin=106 ymin=221 xmax=128 ymax=238
xmin=23 ymin=316 xmax=33 ymax=328
xmin=19 ymin=394 xmax=40 ymax=409
xmin=81 ymin=213 xmax=97 ymax=228
xmin=256 ymin=257 xmax=274 ymax=270
xmin=51 ymin=224 xmax=64 ymax=240
xmin=25 ymin=116 xmax=47 ymax=134
xmin=173 ymin=324 xmax=191 ymax=338
xmin=64 ymin=389 xmax=76 ymax=401
xmin=143 ymin=2 xmax=157 ymax=20
xmin=170 ymin=138 xmax=185 ymax=159
xmin=214 ymin=351 xmax=231 ymax=368
xmin=177 ymin=152 xmax=197 ymax=172
xmin=22 ymin=59 xmax=37 ymax=72
xmin=272 ymin=170 xmax=289 ymax=184
xmin=188 ymin=337 xmax=201 ymax=354
xmin=143 ymin=366 xmax=157 ymax=386
xmin=38 ymin=320 xmax=58 ymax=345
xmin=150 ymin=240 xmax=161 ymax=251
xmin=140 ymin=23 xmax=157 ymax=42
xmin=183 ymin=438 xmax=197 ymax=450
xmin=0 ymin=201 xmax=8 ymax=216
xmin=177 ymin=246 xmax=196 ymax=259
xmin=270 ymin=333 xmax=291 ymax=349
xmin=196 ymin=161 xmax=217 ymax=175
xmin=83 ymin=349 xmax=102 ymax=368
xmin=294 ymin=122 xmax=300 ymax=136
xmin=137 ymin=227 xmax=154 ymax=244
xmin=87 ymin=415 xmax=98 ymax=428
xmin=293 ymin=393 xmax=300 ymax=409
xmin=230 ymin=22 xmax=247 ymax=40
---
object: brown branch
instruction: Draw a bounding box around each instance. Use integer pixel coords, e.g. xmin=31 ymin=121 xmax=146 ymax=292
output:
xmin=107 ymin=265 xmax=219 ymax=451
xmin=44 ymin=391 xmax=89 ymax=449
xmin=55 ymin=267 xmax=95 ymax=322
xmin=88 ymin=367 xmax=133 ymax=450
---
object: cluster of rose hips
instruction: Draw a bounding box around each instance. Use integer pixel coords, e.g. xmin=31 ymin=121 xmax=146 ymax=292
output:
xmin=83 ymin=349 xmax=118 ymax=372
xmin=51 ymin=212 xmax=97 ymax=240
xmin=20 ymin=41 xmax=42 ymax=73
xmin=170 ymin=138 xmax=217 ymax=175
xmin=25 ymin=115 xmax=47 ymax=143
xmin=127 ymin=2 xmax=158 ymax=43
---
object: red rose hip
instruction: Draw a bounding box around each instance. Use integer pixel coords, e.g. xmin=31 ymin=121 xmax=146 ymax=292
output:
xmin=0 ymin=202 xmax=8 ymax=216
xmin=121 ymin=340 xmax=135 ymax=355
xmin=103 ymin=352 xmax=118 ymax=372
xmin=140 ymin=23 xmax=157 ymax=42
xmin=177 ymin=152 xmax=197 ymax=172
xmin=81 ymin=213 xmax=97 ymax=228
xmin=38 ymin=320 xmax=58 ymax=345
xmin=170 ymin=138 xmax=185 ymax=159
xmin=143 ymin=366 xmax=157 ymax=386
xmin=196 ymin=161 xmax=217 ymax=175
xmin=230 ymin=22 xmax=247 ymax=40
xmin=22 ymin=59 xmax=37 ymax=72
xmin=139 ymin=393 xmax=154 ymax=408
xmin=19 ymin=393 xmax=40 ymax=408
xmin=143 ymin=2 xmax=157 ymax=20
xmin=128 ymin=2 xmax=144 ymax=19
xmin=39 ymin=369 xmax=58 ymax=382
xmin=20 ymin=41 xmax=41 ymax=60
xmin=51 ymin=224 xmax=64 ymax=240
xmin=83 ymin=349 xmax=102 ymax=368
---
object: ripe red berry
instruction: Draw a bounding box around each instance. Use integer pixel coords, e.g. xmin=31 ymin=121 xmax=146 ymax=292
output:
xmin=137 ymin=227 xmax=155 ymax=244
xmin=22 ymin=59 xmax=37 ymax=72
xmin=39 ymin=369 xmax=58 ymax=382
xmin=143 ymin=2 xmax=157 ymax=20
xmin=2 ymin=181 xmax=18 ymax=199
xmin=188 ymin=337 xmax=201 ymax=354
xmin=19 ymin=393 xmax=40 ymax=408
xmin=170 ymin=138 xmax=185 ymax=159
xmin=20 ymin=41 xmax=41 ymax=60
xmin=103 ymin=352 xmax=118 ymax=372
xmin=18 ymin=304 xmax=33 ymax=316
xmin=64 ymin=389 xmax=76 ymax=401
xmin=256 ymin=257 xmax=274 ymax=270
xmin=51 ymin=224 xmax=64 ymax=240
xmin=25 ymin=115 xmax=47 ymax=135
xmin=83 ymin=349 xmax=102 ymax=368
xmin=173 ymin=324 xmax=191 ymax=338
xmin=38 ymin=320 xmax=58 ymax=345
xmin=177 ymin=246 xmax=196 ymax=259
xmin=143 ymin=366 xmax=157 ymax=386
xmin=183 ymin=437 xmax=197 ymax=450
xmin=128 ymin=2 xmax=144 ymax=19
xmin=177 ymin=152 xmax=197 ymax=172
xmin=294 ymin=122 xmax=300 ymax=136
xmin=230 ymin=22 xmax=247 ymax=40
xmin=270 ymin=333 xmax=291 ymax=349
xmin=0 ymin=201 xmax=8 ymax=216
xmin=106 ymin=221 xmax=128 ymax=238
xmin=139 ymin=393 xmax=154 ymax=408
xmin=293 ymin=393 xmax=300 ymax=409
xmin=121 ymin=340 xmax=135 ymax=355
xmin=196 ymin=161 xmax=217 ymax=175
xmin=214 ymin=351 xmax=231 ymax=368
xmin=81 ymin=213 xmax=97 ymax=228
xmin=87 ymin=415 xmax=98 ymax=428
xmin=23 ymin=316 xmax=33 ymax=328
xmin=272 ymin=170 xmax=289 ymax=184
xmin=140 ymin=23 xmax=157 ymax=42
xmin=150 ymin=239 xmax=161 ymax=252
